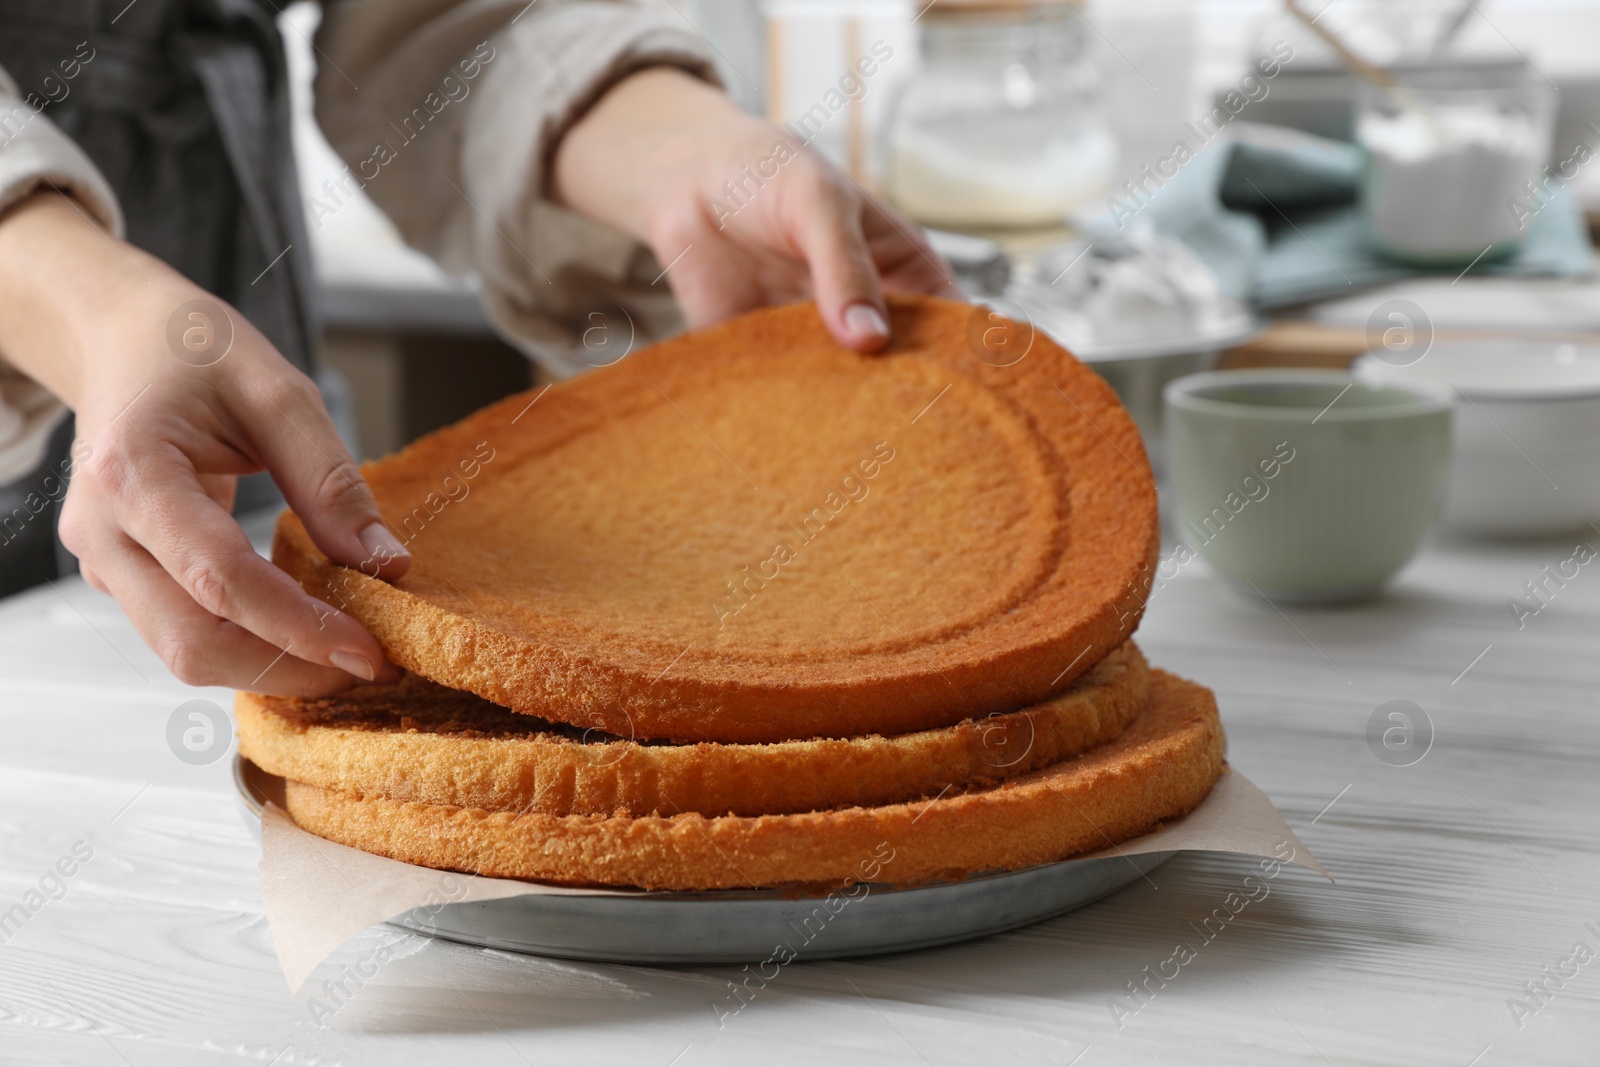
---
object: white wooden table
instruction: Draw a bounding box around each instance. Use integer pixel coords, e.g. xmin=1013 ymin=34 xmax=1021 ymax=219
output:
xmin=2 ymin=511 xmax=1597 ymax=1066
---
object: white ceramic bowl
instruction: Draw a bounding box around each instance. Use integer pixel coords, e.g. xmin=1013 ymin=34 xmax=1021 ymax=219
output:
xmin=1354 ymin=340 xmax=1600 ymax=536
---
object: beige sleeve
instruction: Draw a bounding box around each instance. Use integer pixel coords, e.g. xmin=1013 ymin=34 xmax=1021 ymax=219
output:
xmin=314 ymin=0 xmax=722 ymax=377
xmin=0 ymin=62 xmax=124 ymax=484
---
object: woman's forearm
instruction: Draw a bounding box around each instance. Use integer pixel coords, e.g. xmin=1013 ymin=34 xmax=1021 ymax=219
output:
xmin=0 ymin=190 xmax=190 ymax=410
xmin=551 ymin=67 xmax=748 ymax=245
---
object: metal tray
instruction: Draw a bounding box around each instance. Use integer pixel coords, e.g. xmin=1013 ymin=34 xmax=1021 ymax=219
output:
xmin=235 ymin=756 xmax=1171 ymax=965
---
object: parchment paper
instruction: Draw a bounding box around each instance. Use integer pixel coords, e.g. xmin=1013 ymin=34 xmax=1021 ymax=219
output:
xmin=258 ymin=769 xmax=1328 ymax=993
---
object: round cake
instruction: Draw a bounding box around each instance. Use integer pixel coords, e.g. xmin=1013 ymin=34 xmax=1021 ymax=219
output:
xmin=237 ymin=642 xmax=1148 ymax=818
xmin=274 ymin=295 xmax=1159 ymax=742
xmin=282 ymin=669 xmax=1225 ymax=891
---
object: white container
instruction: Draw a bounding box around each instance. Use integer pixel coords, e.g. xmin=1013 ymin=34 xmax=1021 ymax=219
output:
xmin=1354 ymin=340 xmax=1600 ymax=536
xmin=1356 ymin=79 xmax=1557 ymax=265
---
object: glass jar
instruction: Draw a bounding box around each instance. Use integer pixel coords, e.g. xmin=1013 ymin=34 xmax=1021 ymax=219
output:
xmin=881 ymin=1 xmax=1117 ymax=230
xmin=1357 ymin=78 xmax=1556 ymax=265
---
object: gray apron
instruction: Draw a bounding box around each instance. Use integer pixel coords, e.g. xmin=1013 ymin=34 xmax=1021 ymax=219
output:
xmin=0 ymin=0 xmax=316 ymax=595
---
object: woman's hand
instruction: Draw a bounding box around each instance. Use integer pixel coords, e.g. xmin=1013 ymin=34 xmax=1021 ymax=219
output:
xmin=552 ymin=67 xmax=960 ymax=351
xmin=0 ymin=191 xmax=407 ymax=695
xmin=0 ymin=68 xmax=954 ymax=694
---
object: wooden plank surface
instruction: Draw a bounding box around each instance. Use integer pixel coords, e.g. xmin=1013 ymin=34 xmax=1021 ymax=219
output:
xmin=1 ymin=515 xmax=1596 ymax=1066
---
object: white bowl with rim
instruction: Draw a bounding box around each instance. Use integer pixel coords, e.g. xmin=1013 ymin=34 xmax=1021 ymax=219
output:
xmin=1354 ymin=340 xmax=1600 ymax=536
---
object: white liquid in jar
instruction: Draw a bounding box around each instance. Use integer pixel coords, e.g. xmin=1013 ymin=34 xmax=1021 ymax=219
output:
xmin=888 ymin=122 xmax=1118 ymax=229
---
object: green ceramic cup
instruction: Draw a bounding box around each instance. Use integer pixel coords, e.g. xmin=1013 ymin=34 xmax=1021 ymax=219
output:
xmin=1164 ymin=370 xmax=1454 ymax=603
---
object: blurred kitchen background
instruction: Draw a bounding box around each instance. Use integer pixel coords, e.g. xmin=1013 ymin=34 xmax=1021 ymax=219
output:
xmin=283 ymin=0 xmax=1600 ymax=509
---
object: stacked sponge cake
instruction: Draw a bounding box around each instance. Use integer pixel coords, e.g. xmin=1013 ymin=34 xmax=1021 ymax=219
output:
xmin=242 ymin=296 xmax=1225 ymax=891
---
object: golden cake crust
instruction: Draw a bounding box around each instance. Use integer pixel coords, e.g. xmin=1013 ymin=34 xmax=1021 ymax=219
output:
xmin=237 ymin=642 xmax=1148 ymax=817
xmin=282 ymin=669 xmax=1224 ymax=891
xmin=274 ymin=295 xmax=1158 ymax=742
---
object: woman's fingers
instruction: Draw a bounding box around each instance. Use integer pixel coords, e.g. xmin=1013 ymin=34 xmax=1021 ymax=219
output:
xmin=651 ymin=208 xmax=772 ymax=328
xmin=79 ymin=562 xmax=108 ymax=595
xmin=552 ymin=65 xmax=959 ymax=348
xmin=237 ymin=369 xmax=410 ymax=582
xmin=77 ymin=521 xmax=380 ymax=695
xmin=784 ymin=167 xmax=891 ymax=352
xmin=197 ymin=472 xmax=237 ymax=512
xmin=860 ymin=195 xmax=963 ymax=298
xmin=81 ymin=439 xmax=392 ymax=684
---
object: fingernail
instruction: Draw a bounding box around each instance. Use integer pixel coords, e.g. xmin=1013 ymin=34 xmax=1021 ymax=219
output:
xmin=330 ymin=649 xmax=377 ymax=682
xmin=844 ymin=303 xmax=889 ymax=341
xmin=358 ymin=521 xmax=410 ymax=564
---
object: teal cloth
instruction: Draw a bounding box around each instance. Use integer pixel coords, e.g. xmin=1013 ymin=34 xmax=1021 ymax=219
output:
xmin=1086 ymin=134 xmax=1595 ymax=309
